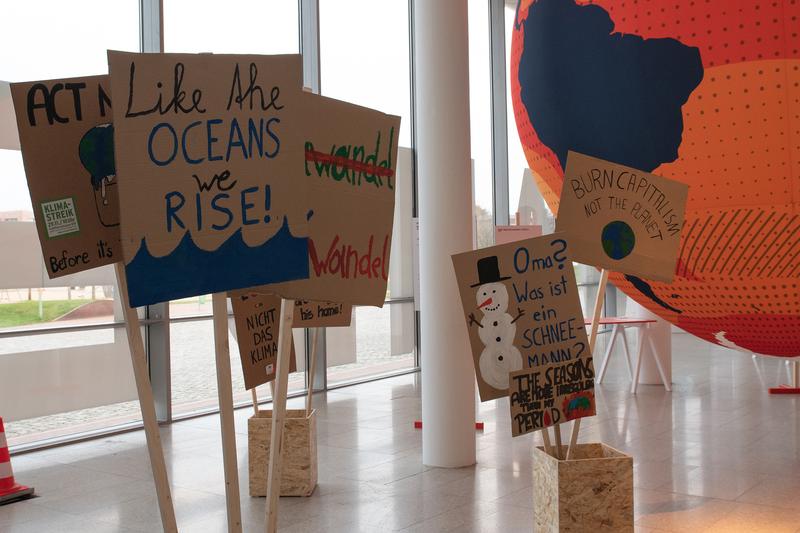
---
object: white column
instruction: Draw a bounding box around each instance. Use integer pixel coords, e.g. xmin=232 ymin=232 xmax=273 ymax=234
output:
xmin=414 ymin=0 xmax=476 ymax=467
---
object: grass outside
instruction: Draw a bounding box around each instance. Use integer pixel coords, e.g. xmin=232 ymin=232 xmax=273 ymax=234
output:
xmin=0 ymin=299 xmax=87 ymax=328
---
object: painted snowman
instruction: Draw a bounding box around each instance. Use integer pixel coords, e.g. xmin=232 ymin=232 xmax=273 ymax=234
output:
xmin=468 ymin=256 xmax=524 ymax=390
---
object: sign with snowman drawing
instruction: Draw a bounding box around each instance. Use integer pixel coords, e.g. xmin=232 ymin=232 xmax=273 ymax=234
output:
xmin=452 ymin=234 xmax=596 ymax=433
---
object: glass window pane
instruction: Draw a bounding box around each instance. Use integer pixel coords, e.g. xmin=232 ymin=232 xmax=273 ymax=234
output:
xmin=504 ymin=4 xmax=554 ymax=233
xmin=163 ymin=0 xmax=303 ymax=415
xmin=170 ymin=317 xmax=307 ymax=416
xmin=327 ymin=302 xmax=415 ymax=386
xmin=164 ymin=0 xmax=299 ymax=54
xmin=470 ymin=0 xmax=494 ymax=248
xmin=1 ymin=1 xmax=139 ymax=81
xmin=0 ymin=1 xmax=139 ymax=448
xmin=320 ymin=0 xmax=417 ymax=383
xmin=320 ymin=0 xmax=411 ymax=147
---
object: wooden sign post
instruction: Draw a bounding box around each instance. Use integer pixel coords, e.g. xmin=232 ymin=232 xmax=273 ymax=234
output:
xmin=11 ymin=76 xmax=179 ymax=532
xmin=212 ymin=293 xmax=243 ymax=533
xmin=265 ymin=299 xmax=295 ymax=533
xmin=306 ymin=327 xmax=320 ymax=416
xmin=115 ymin=264 xmax=178 ymax=532
xmin=565 ymin=268 xmax=609 ymax=460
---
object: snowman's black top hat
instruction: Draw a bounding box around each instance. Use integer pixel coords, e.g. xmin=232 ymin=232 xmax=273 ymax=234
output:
xmin=470 ymin=256 xmax=512 ymax=287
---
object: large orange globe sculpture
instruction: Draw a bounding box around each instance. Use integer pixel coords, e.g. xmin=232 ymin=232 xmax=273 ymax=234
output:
xmin=511 ymin=0 xmax=800 ymax=357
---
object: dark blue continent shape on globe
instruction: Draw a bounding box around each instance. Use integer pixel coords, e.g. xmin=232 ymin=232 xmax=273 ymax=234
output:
xmin=518 ymin=0 xmax=704 ymax=173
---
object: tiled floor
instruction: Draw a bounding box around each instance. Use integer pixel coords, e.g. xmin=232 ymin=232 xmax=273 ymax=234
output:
xmin=2 ymin=332 xmax=799 ymax=532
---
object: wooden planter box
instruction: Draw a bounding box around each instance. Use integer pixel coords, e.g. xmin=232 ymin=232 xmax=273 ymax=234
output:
xmin=533 ymin=443 xmax=633 ymax=532
xmin=248 ymin=409 xmax=317 ymax=497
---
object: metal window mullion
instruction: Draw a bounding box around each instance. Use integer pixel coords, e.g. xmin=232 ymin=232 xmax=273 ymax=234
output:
xmin=140 ymin=0 xmax=162 ymax=54
xmin=299 ymin=0 xmax=321 ymax=94
xmin=299 ymin=0 xmax=326 ymax=392
xmin=408 ymin=0 xmax=421 ymax=368
xmin=489 ymin=0 xmax=509 ymax=226
xmin=139 ymin=0 xmax=170 ymax=422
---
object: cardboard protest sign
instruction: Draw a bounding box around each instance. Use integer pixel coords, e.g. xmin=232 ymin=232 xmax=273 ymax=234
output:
xmin=230 ymin=292 xmax=297 ymax=389
xmin=108 ymin=51 xmax=309 ymax=307
xmin=452 ymin=234 xmax=595 ymax=434
xmin=231 ymin=289 xmax=352 ymax=328
xmin=11 ymin=75 xmax=120 ymax=277
xmin=556 ymin=151 xmax=688 ymax=282
xmin=293 ymin=299 xmax=352 ymax=328
xmin=259 ymin=93 xmax=401 ymax=307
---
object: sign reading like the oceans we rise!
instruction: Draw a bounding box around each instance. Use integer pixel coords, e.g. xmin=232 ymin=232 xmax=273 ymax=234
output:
xmin=557 ymin=151 xmax=688 ymax=282
xmin=11 ymin=75 xmax=120 ymax=277
xmin=452 ymin=235 xmax=595 ymax=435
xmin=108 ymin=51 xmax=309 ymax=307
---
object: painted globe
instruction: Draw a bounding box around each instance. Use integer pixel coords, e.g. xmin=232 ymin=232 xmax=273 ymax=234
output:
xmin=511 ymin=0 xmax=800 ymax=356
xmin=601 ymin=221 xmax=636 ymax=261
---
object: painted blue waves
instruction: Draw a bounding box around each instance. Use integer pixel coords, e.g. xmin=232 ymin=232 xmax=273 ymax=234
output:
xmin=125 ymin=217 xmax=309 ymax=307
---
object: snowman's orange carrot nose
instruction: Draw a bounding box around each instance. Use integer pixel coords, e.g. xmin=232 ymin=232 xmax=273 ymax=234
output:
xmin=478 ymin=297 xmax=492 ymax=309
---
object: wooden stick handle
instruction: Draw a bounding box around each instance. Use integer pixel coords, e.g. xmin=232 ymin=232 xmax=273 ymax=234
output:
xmin=588 ymin=269 xmax=610 ymax=352
xmin=265 ymin=299 xmax=294 ymax=533
xmin=251 ymin=387 xmax=259 ymax=415
xmin=794 ymin=360 xmax=799 ymax=389
xmin=553 ymin=423 xmax=563 ymax=460
xmin=566 ymin=268 xmax=609 ymax=461
xmin=114 ymin=264 xmax=178 ymax=532
xmin=306 ymin=327 xmax=320 ymax=416
xmin=541 ymin=427 xmax=553 ymax=456
xmin=212 ymin=293 xmax=243 ymax=533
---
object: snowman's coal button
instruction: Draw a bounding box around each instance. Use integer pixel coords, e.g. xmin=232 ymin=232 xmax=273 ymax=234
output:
xmin=498 ymin=355 xmax=504 ymax=361
xmin=493 ymin=321 xmax=498 ymax=326
xmin=495 ymin=337 xmax=501 ymax=342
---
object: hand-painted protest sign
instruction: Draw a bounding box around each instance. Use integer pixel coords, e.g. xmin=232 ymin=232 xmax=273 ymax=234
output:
xmin=231 ymin=289 xmax=352 ymax=328
xmin=293 ymin=299 xmax=352 ymax=328
xmin=108 ymin=51 xmax=309 ymax=307
xmin=11 ymin=75 xmax=120 ymax=277
xmin=230 ymin=292 xmax=298 ymax=390
xmin=452 ymin=234 xmax=595 ymax=435
xmin=557 ymin=151 xmax=688 ymax=282
xmin=258 ymin=93 xmax=401 ymax=307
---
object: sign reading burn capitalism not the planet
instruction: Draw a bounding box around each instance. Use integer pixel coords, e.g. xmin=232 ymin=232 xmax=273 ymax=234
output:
xmin=108 ymin=51 xmax=309 ymax=307
xmin=11 ymin=75 xmax=120 ymax=278
xmin=557 ymin=151 xmax=689 ymax=282
xmin=452 ymin=235 xmax=595 ymax=437
xmin=257 ymin=92 xmax=401 ymax=307
xmin=230 ymin=291 xmax=298 ymax=390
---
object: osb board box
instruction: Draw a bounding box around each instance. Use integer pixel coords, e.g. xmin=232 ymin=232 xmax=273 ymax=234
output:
xmin=533 ymin=443 xmax=633 ymax=532
xmin=249 ymin=409 xmax=317 ymax=497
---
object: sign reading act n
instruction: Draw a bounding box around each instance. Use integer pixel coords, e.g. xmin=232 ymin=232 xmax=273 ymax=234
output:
xmin=12 ymin=75 xmax=120 ymax=278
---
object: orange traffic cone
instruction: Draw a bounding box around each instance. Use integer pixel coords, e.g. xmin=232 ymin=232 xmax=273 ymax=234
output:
xmin=0 ymin=417 xmax=34 ymax=505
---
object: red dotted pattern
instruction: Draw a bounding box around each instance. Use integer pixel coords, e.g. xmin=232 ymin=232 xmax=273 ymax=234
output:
xmin=511 ymin=0 xmax=800 ymax=356
xmin=579 ymin=0 xmax=800 ymax=67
